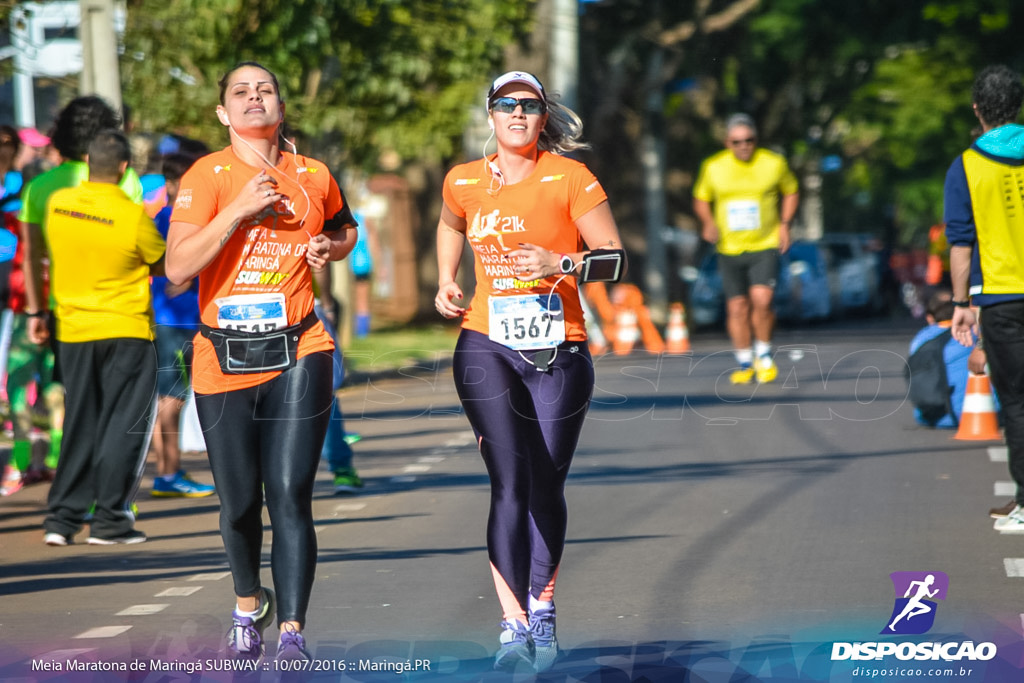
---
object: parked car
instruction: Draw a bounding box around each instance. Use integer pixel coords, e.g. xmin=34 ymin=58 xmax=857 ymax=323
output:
xmin=686 ymin=251 xmax=724 ymax=328
xmin=776 ymin=240 xmax=833 ymax=322
xmin=684 ymin=240 xmax=833 ymax=327
xmin=818 ymin=233 xmax=885 ymax=313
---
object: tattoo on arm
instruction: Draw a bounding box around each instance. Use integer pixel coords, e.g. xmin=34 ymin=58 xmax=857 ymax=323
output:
xmin=219 ymin=220 xmax=240 ymax=247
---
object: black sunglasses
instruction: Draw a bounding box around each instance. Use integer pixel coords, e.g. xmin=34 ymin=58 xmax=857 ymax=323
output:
xmin=729 ymin=137 xmax=756 ymax=146
xmin=489 ymin=97 xmax=547 ymax=115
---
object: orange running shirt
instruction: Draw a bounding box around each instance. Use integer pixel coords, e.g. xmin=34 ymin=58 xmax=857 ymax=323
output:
xmin=442 ymin=151 xmax=608 ymax=342
xmin=171 ymin=147 xmax=345 ymax=394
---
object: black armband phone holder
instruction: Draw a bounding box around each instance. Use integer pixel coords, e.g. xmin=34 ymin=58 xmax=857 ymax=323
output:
xmin=580 ymin=249 xmax=625 ymax=283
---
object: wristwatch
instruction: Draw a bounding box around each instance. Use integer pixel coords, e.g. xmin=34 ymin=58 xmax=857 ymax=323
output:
xmin=559 ymin=254 xmax=574 ymax=275
xmin=951 ymin=299 xmax=971 ymax=308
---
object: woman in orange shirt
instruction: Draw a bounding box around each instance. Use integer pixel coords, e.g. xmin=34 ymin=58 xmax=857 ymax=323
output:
xmin=435 ymin=70 xmax=624 ymax=672
xmin=166 ymin=61 xmax=357 ymax=663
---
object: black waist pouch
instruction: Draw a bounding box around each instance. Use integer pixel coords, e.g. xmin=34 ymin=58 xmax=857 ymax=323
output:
xmin=200 ymin=311 xmax=319 ymax=375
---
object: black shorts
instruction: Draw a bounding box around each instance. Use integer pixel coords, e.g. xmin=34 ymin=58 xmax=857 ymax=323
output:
xmin=154 ymin=325 xmax=195 ymax=400
xmin=718 ymin=249 xmax=779 ymax=300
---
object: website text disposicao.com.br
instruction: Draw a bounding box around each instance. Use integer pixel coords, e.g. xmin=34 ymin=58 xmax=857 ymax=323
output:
xmin=852 ymin=665 xmax=978 ymax=678
xmin=837 ymin=640 xmax=996 ymax=679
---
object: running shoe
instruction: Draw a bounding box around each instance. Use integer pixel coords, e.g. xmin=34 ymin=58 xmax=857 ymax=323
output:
xmin=990 ymin=500 xmax=1017 ymax=519
xmin=1 ymin=465 xmax=23 ymax=496
xmin=729 ymin=364 xmax=755 ymax=385
xmin=227 ymin=588 xmax=276 ymax=659
xmin=44 ymin=532 xmax=73 ymax=546
xmin=494 ymin=619 xmax=534 ymax=672
xmin=333 ymin=467 xmax=364 ymax=495
xmin=21 ymin=466 xmax=55 ymax=485
xmin=529 ymin=605 xmax=559 ymax=672
xmin=152 ymin=470 xmax=215 ymax=498
xmin=995 ymin=506 xmax=1024 ymax=533
xmin=343 ymin=433 xmax=362 ymax=446
xmin=276 ymin=624 xmax=313 ymax=661
xmin=87 ymin=529 xmax=147 ymax=545
xmin=755 ymin=356 xmax=778 ymax=383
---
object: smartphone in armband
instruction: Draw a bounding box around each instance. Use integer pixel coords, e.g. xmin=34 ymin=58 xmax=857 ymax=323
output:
xmin=580 ymin=249 xmax=625 ymax=283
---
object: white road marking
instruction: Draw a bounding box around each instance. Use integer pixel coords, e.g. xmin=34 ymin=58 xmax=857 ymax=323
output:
xmin=1003 ymin=558 xmax=1024 ymax=577
xmin=189 ymin=572 xmax=231 ymax=581
xmin=116 ymin=604 xmax=169 ymax=616
xmin=334 ymin=503 xmax=367 ymax=512
xmin=402 ymin=464 xmax=432 ymax=473
xmin=74 ymin=625 xmax=132 ymax=639
xmin=155 ymin=587 xmax=203 ymax=597
xmin=37 ymin=648 xmax=96 ymax=660
xmin=995 ymin=482 xmax=1016 ymax=497
xmin=990 ymin=446 xmax=1009 ymax=462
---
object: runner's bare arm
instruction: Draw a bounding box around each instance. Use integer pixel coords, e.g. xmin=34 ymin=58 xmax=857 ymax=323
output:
xmin=435 ymin=203 xmax=467 ymax=318
xmin=20 ymin=220 xmax=49 ymax=344
xmin=165 ymin=171 xmax=282 ymax=284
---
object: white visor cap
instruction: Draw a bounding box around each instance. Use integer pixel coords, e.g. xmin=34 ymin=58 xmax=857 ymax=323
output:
xmin=486 ymin=71 xmax=547 ymax=110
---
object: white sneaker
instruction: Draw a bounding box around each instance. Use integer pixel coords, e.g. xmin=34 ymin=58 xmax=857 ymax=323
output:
xmin=44 ymin=532 xmax=71 ymax=546
xmin=994 ymin=505 xmax=1024 ymax=533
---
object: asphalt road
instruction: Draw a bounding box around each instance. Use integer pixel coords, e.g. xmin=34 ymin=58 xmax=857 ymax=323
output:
xmin=1 ymin=316 xmax=1021 ymax=682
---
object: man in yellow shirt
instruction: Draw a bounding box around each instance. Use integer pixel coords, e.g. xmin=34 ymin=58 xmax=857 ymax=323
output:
xmin=42 ymin=129 xmax=166 ymax=546
xmin=693 ymin=114 xmax=799 ymax=384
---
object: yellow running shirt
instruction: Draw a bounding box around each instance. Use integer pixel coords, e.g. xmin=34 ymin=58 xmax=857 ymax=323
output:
xmin=693 ymin=148 xmax=798 ymax=256
xmin=45 ymin=182 xmax=165 ymax=342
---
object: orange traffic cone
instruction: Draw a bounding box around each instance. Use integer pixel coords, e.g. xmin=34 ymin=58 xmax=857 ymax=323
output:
xmin=955 ymin=373 xmax=1002 ymax=441
xmin=637 ymin=305 xmax=665 ymax=354
xmin=665 ymin=303 xmax=691 ymax=354
xmin=612 ymin=306 xmax=639 ymax=355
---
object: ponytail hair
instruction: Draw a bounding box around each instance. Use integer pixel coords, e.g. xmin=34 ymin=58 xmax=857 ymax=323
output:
xmin=539 ymin=97 xmax=590 ymax=154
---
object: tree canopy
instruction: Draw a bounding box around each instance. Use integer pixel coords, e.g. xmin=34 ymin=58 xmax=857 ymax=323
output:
xmin=5 ymin=0 xmax=1024 ymax=254
xmin=577 ymin=0 xmax=1024 ymax=247
xmin=120 ymin=0 xmax=535 ymax=169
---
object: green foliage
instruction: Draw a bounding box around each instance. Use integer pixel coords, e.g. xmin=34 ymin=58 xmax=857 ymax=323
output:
xmin=120 ymin=0 xmax=534 ymax=168
xmin=578 ymin=0 xmax=1024 ymax=245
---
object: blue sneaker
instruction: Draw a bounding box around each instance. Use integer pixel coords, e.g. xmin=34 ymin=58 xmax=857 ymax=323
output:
xmin=227 ymin=588 xmax=276 ymax=659
xmin=153 ymin=470 xmax=215 ymax=498
xmin=494 ymin=619 xmax=534 ymax=672
xmin=529 ymin=604 xmax=559 ymax=672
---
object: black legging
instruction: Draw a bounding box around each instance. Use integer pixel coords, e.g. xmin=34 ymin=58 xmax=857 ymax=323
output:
xmin=195 ymin=351 xmax=333 ymax=627
xmin=452 ymin=330 xmax=594 ymax=621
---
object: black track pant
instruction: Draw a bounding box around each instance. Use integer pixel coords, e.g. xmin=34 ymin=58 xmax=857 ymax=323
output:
xmin=981 ymin=301 xmax=1024 ymax=506
xmin=195 ymin=351 xmax=333 ymax=627
xmin=45 ymin=338 xmax=156 ymax=538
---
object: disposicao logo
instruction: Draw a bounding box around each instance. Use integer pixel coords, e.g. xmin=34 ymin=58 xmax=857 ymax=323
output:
xmin=830 ymin=571 xmax=997 ymax=663
xmin=882 ymin=571 xmax=948 ymax=635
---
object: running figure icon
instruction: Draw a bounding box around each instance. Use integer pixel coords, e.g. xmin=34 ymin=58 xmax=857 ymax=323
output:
xmin=888 ymin=574 xmax=938 ymax=631
xmin=882 ymin=571 xmax=948 ymax=635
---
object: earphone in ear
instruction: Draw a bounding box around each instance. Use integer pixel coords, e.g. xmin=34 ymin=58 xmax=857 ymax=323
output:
xmin=488 ymin=118 xmax=494 ymax=130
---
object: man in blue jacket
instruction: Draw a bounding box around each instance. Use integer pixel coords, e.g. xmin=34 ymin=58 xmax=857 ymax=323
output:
xmin=945 ymin=64 xmax=1024 ymax=532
